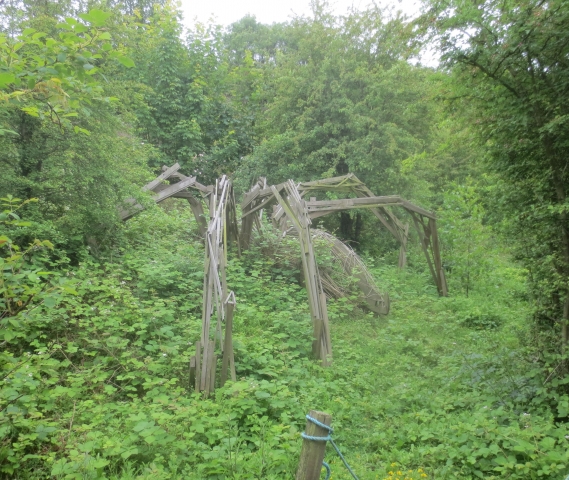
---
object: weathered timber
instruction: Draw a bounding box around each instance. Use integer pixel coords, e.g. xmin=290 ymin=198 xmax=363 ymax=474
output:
xmin=220 ymin=294 xmax=236 ymax=386
xmin=155 ymin=177 xmax=197 ymax=203
xmin=143 ymin=163 xmax=180 ymax=192
xmin=295 ymin=410 xmax=332 ymax=480
xmin=194 ymin=341 xmax=201 ymax=393
xmin=189 ymin=356 xmax=196 ymax=390
xmin=398 ymin=223 xmax=410 ymax=269
xmin=272 ymin=182 xmax=332 ymax=365
xmin=306 ymin=195 xmax=402 ymax=212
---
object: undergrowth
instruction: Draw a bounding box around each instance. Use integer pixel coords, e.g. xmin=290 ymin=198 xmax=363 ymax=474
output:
xmin=2 ymin=202 xmax=569 ymax=479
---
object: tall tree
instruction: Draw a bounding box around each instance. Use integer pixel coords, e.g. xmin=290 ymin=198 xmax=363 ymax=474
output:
xmin=422 ymin=0 xmax=569 ymax=348
xmin=237 ymin=6 xmax=444 ymax=243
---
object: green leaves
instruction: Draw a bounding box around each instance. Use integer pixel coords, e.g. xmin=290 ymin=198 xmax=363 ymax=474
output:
xmin=115 ymin=55 xmax=135 ymax=68
xmin=423 ymin=0 xmax=569 ymax=346
xmin=0 ymin=8 xmax=132 ymax=128
xmin=0 ymin=73 xmax=15 ymax=88
xmin=78 ymin=9 xmax=113 ymax=27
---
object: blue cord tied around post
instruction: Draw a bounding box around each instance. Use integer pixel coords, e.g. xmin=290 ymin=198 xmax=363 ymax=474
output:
xmin=301 ymin=415 xmax=360 ymax=480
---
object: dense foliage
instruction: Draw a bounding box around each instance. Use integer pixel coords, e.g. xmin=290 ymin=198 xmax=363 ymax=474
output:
xmin=422 ymin=0 xmax=569 ymax=348
xmin=2 ymin=0 xmax=569 ymax=478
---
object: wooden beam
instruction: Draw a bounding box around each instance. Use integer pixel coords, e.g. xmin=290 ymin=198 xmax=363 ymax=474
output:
xmin=154 ymin=177 xmax=197 ymax=203
xmin=144 ymin=163 xmax=180 ymax=192
xmin=161 ymin=165 xmax=211 ymax=195
xmin=401 ymin=200 xmax=436 ymax=220
xmin=306 ymin=196 xmax=402 ymax=211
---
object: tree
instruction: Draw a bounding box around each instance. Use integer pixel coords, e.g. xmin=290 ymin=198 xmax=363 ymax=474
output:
xmin=422 ymin=0 xmax=569 ymax=349
xmin=0 ymin=8 xmax=148 ymax=259
xmin=237 ymin=6 xmax=442 ymax=244
xmin=118 ymin=7 xmax=258 ymax=182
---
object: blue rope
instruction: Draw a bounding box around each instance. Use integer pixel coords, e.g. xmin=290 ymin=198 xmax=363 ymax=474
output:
xmin=301 ymin=415 xmax=360 ymax=480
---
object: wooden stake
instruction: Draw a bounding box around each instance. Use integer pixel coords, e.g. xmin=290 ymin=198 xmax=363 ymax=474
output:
xmin=194 ymin=341 xmax=201 ymax=393
xmin=295 ymin=410 xmax=332 ymax=480
xmin=204 ymin=340 xmax=215 ymax=396
xmin=221 ymin=299 xmax=236 ymax=386
xmin=189 ymin=356 xmax=196 ymax=390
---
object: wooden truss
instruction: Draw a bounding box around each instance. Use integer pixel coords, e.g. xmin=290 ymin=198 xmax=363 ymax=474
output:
xmin=120 ymin=167 xmax=448 ymax=390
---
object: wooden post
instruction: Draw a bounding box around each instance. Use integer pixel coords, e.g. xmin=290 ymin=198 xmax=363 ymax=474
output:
xmin=221 ymin=298 xmax=236 ymax=386
xmin=296 ymin=410 xmax=332 ymax=480
xmin=194 ymin=341 xmax=201 ymax=393
xmin=189 ymin=356 xmax=196 ymax=390
xmin=204 ymin=339 xmax=215 ymax=396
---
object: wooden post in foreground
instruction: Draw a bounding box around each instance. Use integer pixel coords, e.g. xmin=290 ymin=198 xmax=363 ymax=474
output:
xmin=296 ymin=410 xmax=332 ymax=480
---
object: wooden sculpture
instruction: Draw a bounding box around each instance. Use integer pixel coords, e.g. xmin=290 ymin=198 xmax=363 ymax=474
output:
xmin=119 ymin=166 xmax=447 ymax=393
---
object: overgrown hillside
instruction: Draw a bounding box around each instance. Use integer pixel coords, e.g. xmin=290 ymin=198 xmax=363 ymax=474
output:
xmin=2 ymin=199 xmax=568 ymax=479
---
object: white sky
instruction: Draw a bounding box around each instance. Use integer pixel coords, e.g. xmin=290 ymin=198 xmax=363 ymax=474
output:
xmin=179 ymin=0 xmax=422 ymax=28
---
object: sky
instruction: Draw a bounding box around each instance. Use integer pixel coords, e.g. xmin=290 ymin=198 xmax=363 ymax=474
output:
xmin=179 ymin=0 xmax=422 ymax=28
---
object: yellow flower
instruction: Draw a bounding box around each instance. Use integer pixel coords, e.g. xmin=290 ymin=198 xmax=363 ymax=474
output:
xmin=417 ymin=468 xmax=424 ymax=473
xmin=397 ymin=471 xmax=403 ymax=476
xmin=391 ymin=463 xmax=398 ymax=467
xmin=421 ymin=474 xmax=427 ymax=478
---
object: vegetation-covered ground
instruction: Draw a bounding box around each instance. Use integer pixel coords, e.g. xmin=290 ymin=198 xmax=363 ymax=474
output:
xmin=3 ymin=202 xmax=569 ymax=479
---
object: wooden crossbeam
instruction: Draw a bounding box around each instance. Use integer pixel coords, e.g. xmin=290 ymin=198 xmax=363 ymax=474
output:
xmin=144 ymin=163 xmax=180 ymax=192
xmin=306 ymin=196 xmax=402 ymax=211
xmin=154 ymin=177 xmax=196 ymax=203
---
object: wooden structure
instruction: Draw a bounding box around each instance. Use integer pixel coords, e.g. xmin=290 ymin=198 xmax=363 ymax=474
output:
xmin=120 ymin=167 xmax=447 ymax=391
xmin=241 ymin=173 xmax=447 ymax=297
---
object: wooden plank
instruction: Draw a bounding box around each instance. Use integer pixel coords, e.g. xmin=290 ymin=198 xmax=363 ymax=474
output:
xmin=401 ymin=200 xmax=436 ymax=220
xmin=295 ymin=411 xmax=332 ymax=480
xmin=240 ymin=208 xmax=255 ymax=250
xmin=398 ymin=223 xmax=409 ymax=269
xmin=205 ymin=340 xmax=215 ymax=395
xmin=306 ymin=196 xmax=402 ymax=211
xmin=143 ymin=163 xmax=180 ymax=192
xmin=409 ymin=211 xmax=438 ymax=288
xmin=430 ymin=218 xmax=448 ymax=296
xmin=220 ymin=297 xmax=235 ymax=386
xmin=210 ymin=354 xmax=217 ymax=395
xmin=319 ymin=291 xmax=332 ymax=365
xmin=154 ymin=177 xmax=196 ymax=203
xmin=162 ymin=166 xmax=211 ymax=195
xmin=189 ymin=356 xmax=196 ymax=390
xmin=187 ymin=196 xmax=207 ymax=236
xmin=240 ymin=196 xmax=277 ymax=218
xmin=299 ymin=173 xmax=357 ymax=187
xmin=241 ymin=184 xmax=260 ymax=209
xmin=275 ymin=182 xmax=331 ymax=365
xmin=194 ymin=341 xmax=201 ymax=393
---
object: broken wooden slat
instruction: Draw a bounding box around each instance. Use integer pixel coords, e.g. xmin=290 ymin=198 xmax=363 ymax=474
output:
xmin=154 ymin=177 xmax=197 ymax=203
xmin=398 ymin=223 xmax=410 ymax=269
xmin=401 ymin=200 xmax=436 ymax=220
xmin=221 ymin=294 xmax=236 ymax=386
xmin=144 ymin=163 xmax=181 ymax=192
xmin=272 ymin=182 xmax=332 ymax=365
xmin=189 ymin=356 xmax=196 ymax=390
xmin=194 ymin=341 xmax=202 ymax=393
